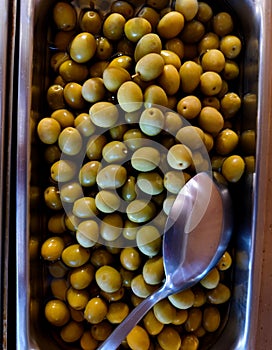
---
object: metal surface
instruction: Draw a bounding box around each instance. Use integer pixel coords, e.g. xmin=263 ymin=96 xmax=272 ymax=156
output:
xmin=14 ymin=0 xmax=269 ymax=349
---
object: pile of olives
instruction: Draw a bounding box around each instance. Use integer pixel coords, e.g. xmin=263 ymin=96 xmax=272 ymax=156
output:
xmin=35 ymin=0 xmax=256 ymax=349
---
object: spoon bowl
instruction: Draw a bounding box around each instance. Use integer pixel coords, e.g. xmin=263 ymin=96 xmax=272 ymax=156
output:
xmin=98 ymin=172 xmax=232 ymax=350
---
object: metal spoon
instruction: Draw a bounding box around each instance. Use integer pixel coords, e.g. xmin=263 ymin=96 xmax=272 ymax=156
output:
xmin=98 ymin=172 xmax=232 ymax=350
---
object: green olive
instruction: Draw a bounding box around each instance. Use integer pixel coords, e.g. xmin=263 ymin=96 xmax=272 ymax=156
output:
xmin=131 ymin=274 xmax=158 ymax=298
xmin=121 ymin=176 xmax=137 ymax=202
xmin=198 ymin=106 xmax=224 ymax=134
xmin=206 ymin=283 xmax=231 ymax=304
xmin=61 ymin=244 xmax=90 ymax=267
xmin=127 ymin=200 xmax=157 ymax=224
xmin=185 ymin=307 xmax=202 ymax=332
xmin=100 ymin=213 xmax=123 ymax=241
xmin=41 ymin=236 xmax=65 ymax=261
xmin=103 ymin=66 xmax=131 ymax=93
xmin=124 ymin=17 xmax=152 ymax=42
xmin=82 ymin=78 xmax=106 ymax=103
xmin=127 ymin=325 xmax=150 ymax=350
xmin=167 ymin=144 xmax=192 ymax=170
xmin=123 ymin=128 xmax=146 ymax=151
xmin=200 ymin=267 xmax=220 ymax=289
xmin=37 ymin=117 xmax=61 ymax=144
xmin=177 ymin=95 xmax=201 ymax=119
xmin=60 ymin=320 xmax=84 ymax=343
xmin=139 ymin=107 xmax=165 ymax=136
xmin=220 ymin=92 xmax=241 ymax=119
xmin=153 ymin=299 xmax=176 ymax=324
xmin=198 ymin=32 xmax=220 ymax=54
xmin=203 ymin=306 xmax=221 ymax=332
xmin=60 ymin=181 xmax=82 ymax=204
xmin=160 ymin=50 xmax=181 ymax=69
xmin=144 ymin=85 xmax=168 ymax=108
xmin=201 ymin=49 xmax=225 ymax=72
xmin=222 ymin=60 xmax=240 ymax=80
xmin=212 ymin=11 xmax=234 ymax=36
xmin=143 ymin=256 xmax=164 ymax=285
xmin=122 ymin=219 xmax=139 ymax=240
xmin=89 ymin=101 xmax=119 ymax=128
xmin=134 ymin=33 xmax=162 ymax=62
xmin=45 ymin=299 xmax=70 ymax=326
xmin=53 ymin=2 xmax=76 ymax=31
xmin=47 ymin=212 xmax=66 ymax=234
xmin=84 ymin=297 xmax=108 ymax=324
xmin=74 ymin=113 xmax=96 ymax=137
xmin=164 ymin=170 xmax=189 ymax=194
xmin=200 ymin=71 xmax=222 ymax=96
xmin=108 ymin=55 xmax=133 ymax=70
xmin=109 ymin=124 xmax=129 ymax=140
xmin=157 ymin=11 xmax=184 ymax=39
xmin=95 ymin=36 xmax=113 ymax=60
xmin=80 ymin=330 xmax=99 ymax=350
xmin=215 ymin=128 xmax=239 ymax=155
xmin=180 ymin=335 xmax=199 ymax=350
xmin=221 ymin=155 xmax=245 ymax=182
xmin=96 ymin=164 xmax=127 ymax=189
xmin=50 ymin=51 xmax=70 ymax=72
xmin=59 ymin=60 xmax=89 ymax=83
xmin=179 ymin=61 xmax=202 ymax=93
xmin=76 ymin=220 xmax=100 ymax=248
xmin=220 ymin=35 xmax=242 ymax=59
xmin=137 ymin=172 xmax=164 ymax=195
xmin=143 ymin=310 xmax=164 ymax=336
xmin=106 ymin=301 xmax=129 ymax=324
xmin=111 ymin=1 xmax=134 ymax=19
xmin=102 ymin=141 xmax=128 ymax=163
xmin=136 ymin=225 xmax=161 ymax=257
xmin=86 ymin=134 xmax=107 ymax=160
xmin=157 ymin=326 xmax=182 ymax=350
xmin=50 ymin=278 xmax=69 ymax=300
xmin=168 ymin=289 xmax=195 ymax=309
xmin=131 ymin=146 xmax=160 ymax=171
xmin=80 ymin=10 xmax=102 ymax=35
xmin=135 ymin=53 xmax=164 ymax=82
xmin=96 ymin=265 xmax=122 ymax=293
xmin=120 ymin=247 xmax=142 ymax=271
xmin=95 ymin=190 xmax=121 ymax=213
xmin=47 ymin=84 xmax=65 ymax=110
xmin=157 ymin=64 xmax=180 ymax=96
xmin=44 ymin=186 xmax=62 ymax=210
xmin=175 ymin=0 xmax=199 ymax=21
xmin=164 ymin=112 xmax=183 ymax=134
xmin=137 ymin=6 xmax=160 ymax=30
xmin=79 ymin=161 xmax=101 ymax=187
xmin=63 ymin=82 xmax=85 ymax=109
xmin=197 ymin=2 xmax=213 ymax=23
xmin=66 ymin=286 xmax=89 ymax=310
xmin=70 ymin=264 xmax=95 ymax=290
xmin=73 ymin=197 xmax=98 ymax=219
xmin=180 ymin=20 xmax=205 ymax=44
xmin=165 ymin=37 xmax=185 ymax=59
xmin=117 ymin=81 xmax=144 ymax=113
xmin=217 ymin=251 xmax=232 ymax=271
xmin=58 ymin=127 xmax=83 ymax=155
xmin=70 ymin=32 xmax=96 ymax=63
xmin=103 ymin=13 xmax=126 ymax=41
xmin=51 ymin=109 xmax=74 ymax=128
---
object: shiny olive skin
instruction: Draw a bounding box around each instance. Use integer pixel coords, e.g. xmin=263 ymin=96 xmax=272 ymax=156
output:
xmin=103 ymin=66 xmax=131 ymax=92
xmin=124 ymin=17 xmax=152 ymax=42
xmin=127 ymin=325 xmax=150 ymax=350
xmin=53 ymin=2 xmax=76 ymax=31
xmin=50 ymin=159 xmax=77 ymax=182
xmin=75 ymin=113 xmax=96 ymax=137
xmin=47 ymin=84 xmax=65 ymax=110
xmin=139 ymin=106 xmax=165 ymax=136
xmin=179 ymin=61 xmax=202 ymax=93
xmin=102 ymin=141 xmax=128 ymax=163
xmin=58 ymin=127 xmax=83 ymax=155
xmin=131 ymin=146 xmax=160 ymax=171
xmin=82 ymin=77 xmax=106 ymax=103
xmin=157 ymin=11 xmax=184 ymax=39
xmin=37 ymin=117 xmax=61 ymax=144
xmin=96 ymin=265 xmax=122 ymax=293
xmin=84 ymin=297 xmax=108 ymax=324
xmin=41 ymin=236 xmax=65 ymax=262
xmin=89 ymin=101 xmax=119 ymax=128
xmin=134 ymin=33 xmax=162 ymax=62
xmin=63 ymin=82 xmax=85 ymax=109
xmin=44 ymin=186 xmax=62 ymax=210
xmin=70 ymin=32 xmax=97 ymax=63
xmin=131 ymin=274 xmax=158 ymax=298
xmin=45 ymin=299 xmax=70 ymax=326
xmin=144 ymin=85 xmax=168 ymax=108
xmin=96 ymin=164 xmax=127 ymax=189
xmin=80 ymin=10 xmax=102 ymax=35
xmin=103 ymin=13 xmax=126 ymax=41
xmin=143 ymin=310 xmax=164 ymax=336
xmin=135 ymin=53 xmax=164 ymax=82
xmin=59 ymin=60 xmax=89 ymax=83
xmin=221 ymin=155 xmax=245 ymax=182
xmin=86 ymin=134 xmax=107 ymax=160
xmin=175 ymin=0 xmax=199 ymax=21
xmin=157 ymin=326 xmax=182 ymax=350
xmin=79 ymin=161 xmax=101 ymax=187
xmin=70 ymin=264 xmax=95 ymax=290
xmin=61 ymin=244 xmax=90 ymax=268
xmin=120 ymin=247 xmax=142 ymax=271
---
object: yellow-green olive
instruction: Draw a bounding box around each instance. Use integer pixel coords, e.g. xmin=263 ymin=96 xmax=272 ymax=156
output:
xmin=180 ymin=20 xmax=205 ymax=44
xmin=136 ymin=172 xmax=164 ymax=195
xmin=95 ymin=265 xmax=122 ymax=293
xmin=50 ymin=278 xmax=69 ymax=301
xmin=70 ymin=32 xmax=96 ymax=63
xmin=120 ymin=247 xmax=142 ymax=271
xmin=121 ymin=176 xmax=137 ymax=202
xmin=80 ymin=10 xmax=102 ymax=35
xmin=50 ymin=159 xmax=77 ymax=182
xmin=136 ymin=225 xmax=161 ymax=257
xmin=200 ymin=267 xmax=220 ymax=289
xmin=80 ymin=330 xmax=99 ymax=350
xmin=103 ymin=66 xmax=131 ymax=93
xmin=79 ymin=161 xmax=101 ymax=187
xmin=58 ymin=127 xmax=83 ymax=155
xmin=180 ymin=334 xmax=199 ymax=350
xmin=45 ymin=299 xmax=70 ymax=326
xmin=60 ymin=320 xmax=84 ymax=343
xmin=60 ymin=182 xmax=82 ymax=204
xmin=220 ymin=92 xmax=241 ymax=119
xmin=206 ymin=283 xmax=231 ymax=304
xmin=86 ymin=134 xmax=107 ymax=160
xmin=37 ymin=117 xmax=61 ymax=144
xmin=134 ymin=33 xmax=162 ymax=62
xmin=179 ymin=60 xmax=202 ymax=93
xmin=131 ymin=274 xmax=158 ymax=298
xmin=200 ymin=71 xmax=222 ymax=96
xmin=82 ymin=78 xmax=106 ymax=103
xmin=59 ymin=60 xmax=89 ymax=83
xmin=185 ymin=307 xmax=202 ymax=332
xmin=70 ymin=264 xmax=95 ymax=290
xmin=157 ymin=11 xmax=184 ymax=39
xmin=201 ymin=49 xmax=225 ymax=73
xmin=44 ymin=186 xmax=63 ymax=210
xmin=215 ymin=128 xmax=239 ymax=155
xmin=41 ymin=236 xmax=65 ymax=262
xmin=220 ymin=35 xmax=242 ymax=59
xmin=153 ymin=299 xmax=176 ymax=324
xmin=106 ymin=302 xmax=130 ymax=324
xmin=47 ymin=84 xmax=65 ymax=110
xmin=167 ymin=144 xmax=192 ymax=170
xmin=144 ymin=85 xmax=169 ymax=108
xmin=84 ymin=297 xmax=108 ymax=324
xmin=221 ymin=155 xmax=245 ymax=182
xmin=63 ymin=82 xmax=86 ymax=110
xmin=157 ymin=64 xmax=180 ymax=95
xmin=62 ymin=244 xmax=90 ymax=267
xmin=91 ymin=320 xmax=113 ymax=341
xmin=53 ymin=2 xmax=77 ymax=31
xmin=175 ymin=0 xmax=199 ymax=21
xmin=203 ymin=306 xmax=221 ymax=332
xmin=126 ymin=325 xmax=150 ymax=350
xmin=74 ymin=113 xmax=96 ymax=137
xmin=47 ymin=212 xmax=66 ymax=234
xmin=198 ymin=106 xmax=224 ymax=134
xmin=73 ymin=197 xmax=98 ymax=219
xmin=212 ymin=11 xmax=234 ymax=37
xmin=111 ymin=1 xmax=134 ymax=20
xmin=127 ymin=200 xmax=157 ymax=224
xmin=198 ymin=32 xmax=220 ymax=54
xmin=117 ymin=81 xmax=143 ymax=113
xmin=100 ymin=213 xmax=123 ymax=241
xmin=123 ymin=128 xmax=146 ymax=151
xmin=124 ymin=17 xmax=152 ymax=42
xmin=103 ymin=13 xmax=126 ymax=41
xmin=177 ymin=95 xmax=201 ymax=120
xmin=135 ymin=53 xmax=165 ymax=82
xmin=217 ymin=251 xmax=232 ymax=271
xmin=76 ymin=220 xmax=99 ymax=248
xmin=95 ymin=190 xmax=121 ymax=213
xmin=197 ymin=2 xmax=213 ymax=23
xmin=66 ymin=286 xmax=89 ymax=310
xmin=142 ymin=256 xmax=164 ymax=285
xmin=157 ymin=326 xmax=182 ymax=350
xmin=169 ymin=288 xmax=195 ymax=309
xmin=96 ymin=164 xmax=127 ymax=189
xmin=131 ymin=146 xmax=160 ymax=172
xmin=89 ymin=101 xmax=119 ymax=128
xmin=139 ymin=107 xmax=165 ymax=136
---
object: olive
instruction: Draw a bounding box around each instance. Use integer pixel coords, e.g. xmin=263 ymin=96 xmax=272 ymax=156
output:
xmin=221 ymin=155 xmax=245 ymax=182
xmin=203 ymin=306 xmax=221 ymax=332
xmin=60 ymin=320 xmax=84 ymax=343
xmin=117 ymin=81 xmax=144 ymax=113
xmin=180 ymin=20 xmax=205 ymax=44
xmin=121 ymin=176 xmax=137 ymax=202
xmin=153 ymin=299 xmax=176 ymax=324
xmin=136 ymin=225 xmax=161 ymax=257
xmin=206 ymin=283 xmax=231 ymax=304
xmin=127 ymin=200 xmax=157 ymax=224
xmin=59 ymin=60 xmax=89 ymax=83
xmin=37 ymin=117 xmax=61 ymax=144
xmin=96 ymin=164 xmax=127 ymax=189
xmin=200 ymin=71 xmax=222 ymax=96
xmin=63 ymin=82 xmax=85 ymax=110
xmin=76 ymin=220 xmax=100 ymax=248
xmin=82 ymin=78 xmax=106 ymax=103
xmin=70 ymin=32 xmax=96 ymax=64
xmin=51 ymin=109 xmax=74 ymax=128
xmin=164 ymin=170 xmax=188 ymax=194
xmin=102 ymin=141 xmax=128 ymax=163
xmin=108 ymin=55 xmax=133 ymax=70
xmin=78 ymin=161 xmax=101 ymax=187
xmin=175 ymin=0 xmax=199 ymax=21
xmin=51 ymin=278 xmax=69 ymax=301
xmin=220 ymin=92 xmax=241 ymax=119
xmin=106 ymin=302 xmax=129 ymax=324
xmin=180 ymin=334 xmax=199 ymax=350
xmin=122 ymin=219 xmax=139 ymax=240
xmin=222 ymin=59 xmax=239 ymax=80
xmin=197 ymin=2 xmax=213 ymax=23
xmin=47 ymin=212 xmax=66 ymax=234
xmin=131 ymin=274 xmax=158 ymax=298
xmin=89 ymin=61 xmax=109 ymax=78
xmin=91 ymin=321 xmax=113 ymax=341
xmin=167 ymin=144 xmax=192 ymax=170
xmin=47 ymin=84 xmax=65 ymax=110
xmin=86 ymin=134 xmax=107 ymax=160
xmin=124 ymin=17 xmax=152 ymax=42
xmin=41 ymin=236 xmax=65 ymax=262
xmin=103 ymin=13 xmax=126 ymax=41
xmin=177 ymin=95 xmax=201 ymax=120
xmin=58 ymin=127 xmax=83 ymax=155
xmin=179 ymin=61 xmax=202 ymax=93
xmin=135 ymin=53 xmax=165 ymax=82
xmin=110 ymin=124 xmax=129 ymax=140
xmin=157 ymin=326 xmax=182 ymax=350
xmin=111 ymin=1 xmax=134 ymax=19
xmin=157 ymin=11 xmax=184 ymax=39
xmin=160 ymin=49 xmax=181 ymax=69
xmin=47 ymin=260 xmax=69 ymax=278
xmin=134 ymin=33 xmax=162 ymax=62
xmin=66 ymin=287 xmax=89 ymax=310
xmin=44 ymin=144 xmax=61 ymax=164
xmin=201 ymin=49 xmax=225 ymax=73
xmin=80 ymin=330 xmax=99 ymax=350
xmin=100 ymin=213 xmax=123 ymax=241
xmin=74 ymin=113 xmax=96 ymax=137
xmin=139 ymin=107 xmax=165 ymax=136
xmin=61 ymin=244 xmax=90 ymax=267
xmin=202 ymin=96 xmax=220 ymax=110
xmin=120 ymin=247 xmax=142 ymax=271
xmin=169 ymin=288 xmax=195 ymax=309
xmin=95 ymin=36 xmax=113 ymax=60
xmin=54 ymin=31 xmax=75 ymax=51
xmin=101 ymin=287 xmax=125 ymax=303
xmin=192 ymin=285 xmax=207 ymax=307
xmin=44 ymin=186 xmax=62 ymax=210
xmin=147 ymin=0 xmax=169 ymax=10
xmin=198 ymin=32 xmax=220 ymax=54
xmin=217 ymin=251 xmax=232 ymax=271
xmin=157 ymin=64 xmax=180 ymax=96
xmin=131 ymin=146 xmax=160 ymax=172
xmin=79 ymin=11 xmax=102 ymax=35
xmin=96 ymin=265 xmax=122 ymax=293
xmin=143 ymin=256 xmax=164 ymax=285
xmin=117 ymin=37 xmax=135 ymax=56
xmin=200 ymin=267 xmax=220 ymax=289
xmin=137 ymin=172 xmax=164 ymax=195
xmin=164 ymin=112 xmax=183 ymax=135
xmin=89 ymin=101 xmax=119 ymax=128
xmin=84 ymin=297 xmax=108 ymax=324
xmin=90 ymin=248 xmax=115 ymax=268
xmin=144 ymin=85 xmax=168 ymax=108
xmin=185 ymin=307 xmax=202 ymax=332
xmin=45 ymin=299 xmax=70 ymax=327
xmin=70 ymin=264 xmax=95 ymax=290
xmin=123 ymin=128 xmax=146 ymax=151
xmin=212 ymin=12 xmax=234 ymax=37
xmin=73 ymin=197 xmax=98 ymax=219
xmin=50 ymin=51 xmax=70 ymax=72
xmin=53 ymin=2 xmax=76 ymax=31
xmin=60 ymin=182 xmax=82 ymax=204
xmin=215 ymin=128 xmax=239 ymax=155
xmin=126 ymin=325 xmax=150 ymax=350
xmin=103 ymin=66 xmax=131 ymax=93
xmin=198 ymin=106 xmax=224 ymax=134
xmin=95 ymin=189 xmax=121 ymax=213
xmin=172 ymin=309 xmax=189 ymax=325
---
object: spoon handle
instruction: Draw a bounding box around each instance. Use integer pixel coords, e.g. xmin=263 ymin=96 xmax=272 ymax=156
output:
xmin=97 ymin=284 xmax=170 ymax=350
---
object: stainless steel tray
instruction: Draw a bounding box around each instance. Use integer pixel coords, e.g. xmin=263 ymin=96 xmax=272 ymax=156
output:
xmin=15 ymin=0 xmax=270 ymax=349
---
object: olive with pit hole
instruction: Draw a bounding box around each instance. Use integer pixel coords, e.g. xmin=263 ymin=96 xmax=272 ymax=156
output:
xmin=139 ymin=107 xmax=165 ymax=136
xmin=47 ymin=84 xmax=65 ymax=110
xmin=167 ymin=144 xmax=192 ymax=170
xmin=220 ymin=35 xmax=242 ymax=59
xmin=177 ymin=95 xmax=201 ymax=119
xmin=200 ymin=71 xmax=222 ymax=96
xmin=79 ymin=10 xmax=102 ymax=35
